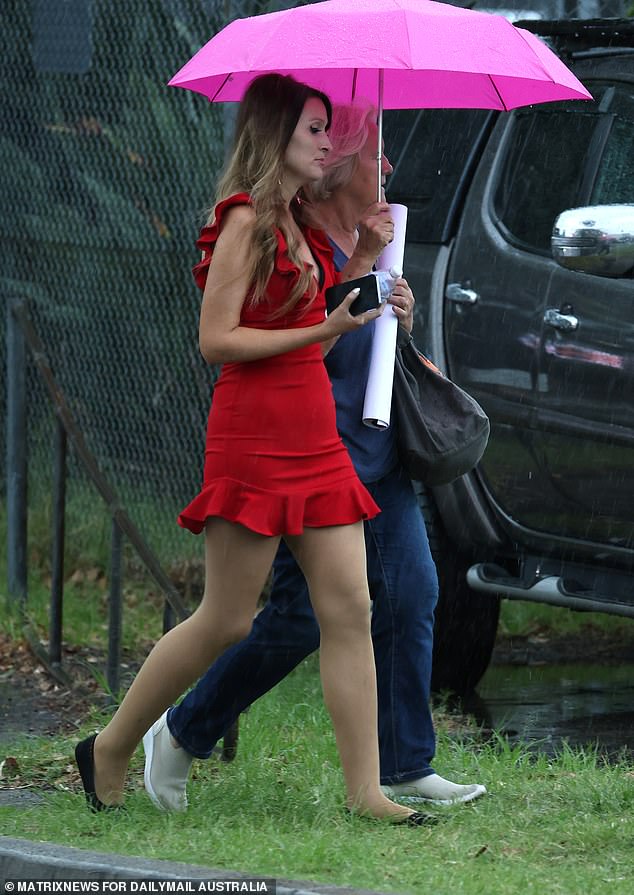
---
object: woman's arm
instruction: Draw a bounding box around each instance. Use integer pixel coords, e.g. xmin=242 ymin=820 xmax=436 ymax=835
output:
xmin=198 ymin=206 xmax=380 ymax=365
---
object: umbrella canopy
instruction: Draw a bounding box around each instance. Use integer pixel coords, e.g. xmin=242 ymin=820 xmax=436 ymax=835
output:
xmin=168 ymin=0 xmax=592 ymax=110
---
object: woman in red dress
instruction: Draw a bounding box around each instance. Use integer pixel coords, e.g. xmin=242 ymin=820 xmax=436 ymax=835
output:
xmin=75 ymin=74 xmax=428 ymax=824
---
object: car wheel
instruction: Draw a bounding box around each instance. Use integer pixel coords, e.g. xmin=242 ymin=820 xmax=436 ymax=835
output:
xmin=417 ymin=485 xmax=501 ymax=695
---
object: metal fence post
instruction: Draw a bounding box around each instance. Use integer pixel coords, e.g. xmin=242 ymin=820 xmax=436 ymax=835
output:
xmin=163 ymin=599 xmax=176 ymax=634
xmin=49 ymin=417 xmax=67 ymax=666
xmin=6 ymin=297 xmax=28 ymax=606
xmin=107 ymin=518 xmax=123 ymax=699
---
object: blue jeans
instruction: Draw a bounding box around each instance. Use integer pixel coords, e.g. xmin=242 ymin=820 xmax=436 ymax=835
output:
xmin=168 ymin=465 xmax=439 ymax=785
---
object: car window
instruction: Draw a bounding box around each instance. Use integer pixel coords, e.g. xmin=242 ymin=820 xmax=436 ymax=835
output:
xmin=383 ymin=108 xmax=490 ymax=243
xmin=591 ymin=85 xmax=634 ymax=204
xmin=493 ymin=102 xmax=601 ymax=253
xmin=493 ymin=82 xmax=633 ymax=254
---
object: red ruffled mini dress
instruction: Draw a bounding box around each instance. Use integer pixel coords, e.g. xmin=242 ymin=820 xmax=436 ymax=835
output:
xmin=178 ymin=193 xmax=380 ymax=537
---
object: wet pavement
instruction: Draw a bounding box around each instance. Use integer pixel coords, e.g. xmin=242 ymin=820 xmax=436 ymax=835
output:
xmin=464 ymin=661 xmax=634 ymax=762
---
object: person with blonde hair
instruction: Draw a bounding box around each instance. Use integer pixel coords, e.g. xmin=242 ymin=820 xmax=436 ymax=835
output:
xmin=74 ymin=74 xmax=432 ymax=825
xmin=141 ymin=99 xmax=486 ymax=815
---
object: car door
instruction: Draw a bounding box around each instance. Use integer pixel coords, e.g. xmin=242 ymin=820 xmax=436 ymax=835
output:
xmin=536 ymin=75 xmax=634 ymax=549
xmin=444 ymin=77 xmax=624 ymax=538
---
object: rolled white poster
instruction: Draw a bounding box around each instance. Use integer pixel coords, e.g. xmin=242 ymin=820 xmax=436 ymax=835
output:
xmin=376 ymin=203 xmax=408 ymax=274
xmin=362 ymin=309 xmax=399 ymax=428
xmin=362 ymin=204 xmax=408 ymax=429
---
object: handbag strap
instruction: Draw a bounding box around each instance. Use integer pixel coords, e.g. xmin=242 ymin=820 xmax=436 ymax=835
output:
xmin=397 ymin=328 xmax=444 ymax=377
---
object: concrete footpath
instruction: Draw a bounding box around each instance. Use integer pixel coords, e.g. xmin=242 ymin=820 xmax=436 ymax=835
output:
xmin=0 ymin=834 xmax=389 ymax=895
xmin=0 ymin=834 xmax=391 ymax=895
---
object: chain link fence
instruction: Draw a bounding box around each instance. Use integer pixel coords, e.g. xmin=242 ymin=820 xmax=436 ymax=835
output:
xmin=1 ymin=0 xmax=313 ymax=588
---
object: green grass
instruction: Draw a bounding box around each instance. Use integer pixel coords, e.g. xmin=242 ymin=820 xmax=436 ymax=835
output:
xmin=1 ymin=573 xmax=167 ymax=656
xmin=0 ymin=479 xmax=203 ymax=594
xmin=2 ymin=499 xmax=633 ymax=893
xmin=498 ymin=598 xmax=630 ymax=639
xmin=0 ymin=488 xmax=195 ymax=652
xmin=1 ymin=658 xmax=633 ymax=895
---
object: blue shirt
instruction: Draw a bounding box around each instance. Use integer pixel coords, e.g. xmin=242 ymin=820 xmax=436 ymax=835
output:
xmin=325 ymin=241 xmax=398 ymax=483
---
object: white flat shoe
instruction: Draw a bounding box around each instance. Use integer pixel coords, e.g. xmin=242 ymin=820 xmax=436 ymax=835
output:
xmin=382 ymin=774 xmax=487 ymax=806
xmin=142 ymin=710 xmax=192 ymax=812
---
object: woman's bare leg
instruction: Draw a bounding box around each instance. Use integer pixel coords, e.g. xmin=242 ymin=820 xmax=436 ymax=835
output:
xmin=91 ymin=519 xmax=280 ymax=805
xmin=286 ymin=523 xmax=413 ymax=820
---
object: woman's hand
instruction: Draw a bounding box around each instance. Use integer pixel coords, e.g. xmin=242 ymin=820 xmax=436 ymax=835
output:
xmin=387 ymin=278 xmax=415 ymax=334
xmin=339 ymin=195 xmax=393 ymax=281
xmin=346 ymin=200 xmax=394 ymax=274
xmin=321 ymin=285 xmax=385 ymax=341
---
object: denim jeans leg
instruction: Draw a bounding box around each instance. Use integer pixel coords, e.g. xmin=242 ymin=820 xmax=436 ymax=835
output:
xmin=365 ymin=467 xmax=439 ymax=785
xmin=168 ymin=541 xmax=320 ymax=758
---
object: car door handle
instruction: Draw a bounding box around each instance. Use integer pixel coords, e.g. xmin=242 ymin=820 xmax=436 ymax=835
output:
xmin=446 ymin=282 xmax=479 ymax=305
xmin=543 ymin=308 xmax=579 ymax=332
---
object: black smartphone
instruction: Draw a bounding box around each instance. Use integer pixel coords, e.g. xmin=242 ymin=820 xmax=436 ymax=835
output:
xmin=325 ymin=274 xmax=381 ymax=317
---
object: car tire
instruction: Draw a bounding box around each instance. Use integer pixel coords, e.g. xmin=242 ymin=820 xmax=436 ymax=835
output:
xmin=417 ymin=485 xmax=501 ymax=695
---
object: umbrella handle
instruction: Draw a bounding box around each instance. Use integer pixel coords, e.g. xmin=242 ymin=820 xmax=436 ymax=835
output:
xmin=377 ymin=69 xmax=384 ymax=204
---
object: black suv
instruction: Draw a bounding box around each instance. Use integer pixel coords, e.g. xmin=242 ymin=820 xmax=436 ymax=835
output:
xmin=383 ymin=18 xmax=634 ymax=694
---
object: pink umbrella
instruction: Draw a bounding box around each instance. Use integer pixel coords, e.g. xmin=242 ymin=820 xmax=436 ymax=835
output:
xmin=168 ymin=0 xmax=592 ymax=196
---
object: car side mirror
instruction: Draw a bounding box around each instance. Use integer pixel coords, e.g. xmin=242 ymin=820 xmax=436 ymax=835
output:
xmin=551 ymin=204 xmax=634 ymax=278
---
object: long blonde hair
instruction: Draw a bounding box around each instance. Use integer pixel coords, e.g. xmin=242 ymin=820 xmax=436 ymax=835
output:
xmin=212 ymin=74 xmax=332 ymax=314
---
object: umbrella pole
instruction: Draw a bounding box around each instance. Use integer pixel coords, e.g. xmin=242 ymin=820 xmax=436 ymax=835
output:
xmin=376 ymin=69 xmax=384 ymax=203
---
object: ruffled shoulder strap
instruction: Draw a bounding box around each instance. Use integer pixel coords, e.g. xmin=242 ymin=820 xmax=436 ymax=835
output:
xmin=304 ymin=224 xmax=338 ymax=287
xmin=192 ymin=192 xmax=252 ymax=291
